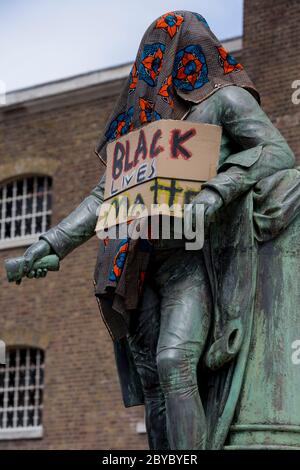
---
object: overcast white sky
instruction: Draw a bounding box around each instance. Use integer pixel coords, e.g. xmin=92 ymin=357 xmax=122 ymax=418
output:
xmin=0 ymin=0 xmax=243 ymax=92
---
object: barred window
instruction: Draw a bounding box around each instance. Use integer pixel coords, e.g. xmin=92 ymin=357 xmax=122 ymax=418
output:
xmin=0 ymin=176 xmax=52 ymax=249
xmin=0 ymin=348 xmax=45 ymax=440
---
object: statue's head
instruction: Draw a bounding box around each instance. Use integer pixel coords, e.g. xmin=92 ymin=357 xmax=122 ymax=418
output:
xmin=96 ymin=10 xmax=257 ymax=162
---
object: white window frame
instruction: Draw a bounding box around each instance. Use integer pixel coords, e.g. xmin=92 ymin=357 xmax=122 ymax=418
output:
xmin=0 ymin=426 xmax=43 ymax=441
xmin=0 ymin=175 xmax=52 ymax=251
xmin=0 ymin=235 xmax=39 ymax=251
xmin=0 ymin=348 xmax=45 ymax=441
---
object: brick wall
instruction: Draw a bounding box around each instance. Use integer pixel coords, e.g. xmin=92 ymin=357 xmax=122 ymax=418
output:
xmin=243 ymin=0 xmax=300 ymax=164
xmin=0 ymin=95 xmax=147 ymax=449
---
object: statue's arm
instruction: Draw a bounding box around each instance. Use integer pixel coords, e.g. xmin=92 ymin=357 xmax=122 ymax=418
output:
xmin=202 ymin=86 xmax=296 ymax=205
xmin=39 ymin=171 xmax=106 ymax=259
xmin=20 ymin=171 xmax=106 ymax=277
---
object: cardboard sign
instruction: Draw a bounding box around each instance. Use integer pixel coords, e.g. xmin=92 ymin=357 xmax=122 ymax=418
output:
xmin=96 ymin=119 xmax=221 ymax=232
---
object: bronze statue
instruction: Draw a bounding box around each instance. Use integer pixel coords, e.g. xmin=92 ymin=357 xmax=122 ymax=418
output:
xmin=5 ymin=11 xmax=300 ymax=450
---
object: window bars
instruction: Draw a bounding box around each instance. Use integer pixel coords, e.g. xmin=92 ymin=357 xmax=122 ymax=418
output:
xmin=0 ymin=348 xmax=45 ymax=440
xmin=0 ymin=176 xmax=52 ymax=249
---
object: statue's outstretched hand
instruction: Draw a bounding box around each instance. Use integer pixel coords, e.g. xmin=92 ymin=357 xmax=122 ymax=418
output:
xmin=5 ymin=240 xmax=60 ymax=284
xmin=23 ymin=240 xmax=52 ymax=279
